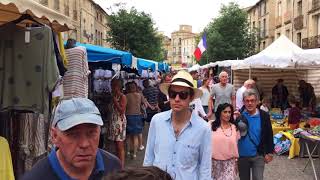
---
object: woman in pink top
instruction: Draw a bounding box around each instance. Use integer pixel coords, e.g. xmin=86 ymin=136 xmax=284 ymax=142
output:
xmin=210 ymin=103 xmax=240 ymax=180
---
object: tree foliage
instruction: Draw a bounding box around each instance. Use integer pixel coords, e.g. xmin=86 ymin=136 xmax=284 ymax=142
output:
xmin=199 ymin=3 xmax=258 ymax=64
xmin=107 ymin=7 xmax=164 ymax=61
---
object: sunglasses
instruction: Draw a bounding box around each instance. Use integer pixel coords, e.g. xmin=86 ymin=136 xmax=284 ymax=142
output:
xmin=168 ymin=90 xmax=190 ymax=100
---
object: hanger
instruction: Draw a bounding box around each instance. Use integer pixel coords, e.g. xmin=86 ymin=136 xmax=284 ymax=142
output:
xmin=11 ymin=14 xmax=44 ymax=26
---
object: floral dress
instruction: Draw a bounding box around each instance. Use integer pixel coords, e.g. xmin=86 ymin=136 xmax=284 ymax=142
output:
xmin=107 ymin=94 xmax=126 ymax=141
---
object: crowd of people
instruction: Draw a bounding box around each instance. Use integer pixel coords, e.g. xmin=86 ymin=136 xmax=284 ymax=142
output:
xmin=21 ymin=68 xmax=317 ymax=180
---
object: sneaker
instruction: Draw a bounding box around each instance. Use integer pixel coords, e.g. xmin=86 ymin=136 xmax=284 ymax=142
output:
xmin=139 ymin=145 xmax=145 ymax=151
xmin=132 ymin=154 xmax=137 ymax=159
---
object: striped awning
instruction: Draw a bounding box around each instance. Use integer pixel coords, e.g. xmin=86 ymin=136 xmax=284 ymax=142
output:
xmin=0 ymin=0 xmax=74 ymax=32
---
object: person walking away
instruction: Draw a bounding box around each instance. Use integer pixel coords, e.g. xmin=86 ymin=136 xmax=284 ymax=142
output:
xmin=210 ymin=103 xmax=240 ymax=180
xmin=235 ymin=89 xmax=274 ymax=180
xmin=142 ymin=79 xmax=160 ymax=122
xmin=22 ymin=98 xmax=121 ymax=180
xmin=107 ymin=79 xmax=127 ymax=168
xmin=126 ymin=82 xmax=154 ymax=159
xmin=144 ymin=70 xmax=212 ymax=180
xmin=208 ymin=71 xmax=235 ymax=117
xmin=199 ymin=78 xmax=211 ymax=114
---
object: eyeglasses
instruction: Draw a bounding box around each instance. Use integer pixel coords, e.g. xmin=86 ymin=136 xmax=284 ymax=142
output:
xmin=168 ymin=90 xmax=190 ymax=100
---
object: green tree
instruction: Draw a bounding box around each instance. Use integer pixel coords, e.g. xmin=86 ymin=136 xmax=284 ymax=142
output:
xmin=199 ymin=2 xmax=259 ymax=64
xmin=107 ymin=7 xmax=164 ymax=61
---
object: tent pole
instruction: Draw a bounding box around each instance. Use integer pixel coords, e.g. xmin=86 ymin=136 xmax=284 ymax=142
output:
xmin=249 ymin=66 xmax=252 ymax=79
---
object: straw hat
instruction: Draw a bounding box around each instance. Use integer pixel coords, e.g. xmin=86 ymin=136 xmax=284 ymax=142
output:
xmin=159 ymin=70 xmax=203 ymax=99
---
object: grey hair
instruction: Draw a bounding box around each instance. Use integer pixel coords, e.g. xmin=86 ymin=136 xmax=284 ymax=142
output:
xmin=243 ymin=88 xmax=259 ymax=101
xmin=219 ymin=71 xmax=228 ymax=78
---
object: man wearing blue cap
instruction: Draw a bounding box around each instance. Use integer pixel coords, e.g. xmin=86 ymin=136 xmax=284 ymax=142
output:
xmin=22 ymin=98 xmax=121 ymax=180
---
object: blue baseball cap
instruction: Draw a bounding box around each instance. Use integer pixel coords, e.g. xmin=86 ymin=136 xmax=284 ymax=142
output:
xmin=52 ymin=98 xmax=103 ymax=131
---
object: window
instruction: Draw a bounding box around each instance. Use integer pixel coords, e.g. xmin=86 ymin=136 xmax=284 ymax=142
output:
xmin=253 ymin=21 xmax=256 ymax=28
xmin=277 ymin=32 xmax=281 ymax=38
xmin=278 ymin=1 xmax=282 ymax=17
xmin=263 ymin=19 xmax=266 ymax=37
xmin=40 ymin=0 xmax=48 ymax=6
xmin=54 ymin=0 xmax=60 ymax=11
xmin=262 ymin=41 xmax=266 ymax=49
xmin=286 ymin=0 xmax=291 ymax=11
xmin=64 ymin=0 xmax=70 ymax=16
xmin=285 ymin=29 xmax=290 ymax=38
xmin=297 ymin=33 xmax=302 ymax=47
xmin=297 ymin=1 xmax=302 ymax=16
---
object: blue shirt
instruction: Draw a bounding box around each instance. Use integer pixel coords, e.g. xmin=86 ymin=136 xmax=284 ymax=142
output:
xmin=238 ymin=110 xmax=262 ymax=157
xmin=143 ymin=110 xmax=212 ymax=180
xmin=48 ymin=148 xmax=105 ymax=180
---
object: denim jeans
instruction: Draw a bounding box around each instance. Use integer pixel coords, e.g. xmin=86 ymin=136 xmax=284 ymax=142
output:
xmin=238 ymin=155 xmax=265 ymax=180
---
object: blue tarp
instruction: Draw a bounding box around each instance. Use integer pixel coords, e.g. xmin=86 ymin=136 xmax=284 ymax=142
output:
xmin=137 ymin=58 xmax=157 ymax=72
xmin=76 ymin=43 xmax=132 ymax=66
xmin=158 ymin=62 xmax=170 ymax=72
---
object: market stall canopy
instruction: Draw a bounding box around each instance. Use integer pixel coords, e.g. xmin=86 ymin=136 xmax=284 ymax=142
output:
xmin=137 ymin=58 xmax=158 ymax=72
xmin=158 ymin=62 xmax=170 ymax=72
xmin=234 ymin=35 xmax=302 ymax=69
xmin=293 ymin=48 xmax=320 ymax=68
xmin=0 ymin=0 xmax=73 ymax=32
xmin=188 ymin=64 xmax=201 ymax=72
xmin=77 ymin=43 xmax=132 ymax=66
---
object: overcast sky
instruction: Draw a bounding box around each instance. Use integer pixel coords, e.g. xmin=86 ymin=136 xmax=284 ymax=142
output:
xmin=93 ymin=0 xmax=259 ymax=37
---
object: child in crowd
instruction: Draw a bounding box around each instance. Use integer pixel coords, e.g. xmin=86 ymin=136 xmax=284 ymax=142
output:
xmin=288 ymin=96 xmax=301 ymax=130
xmin=260 ymin=97 xmax=270 ymax=112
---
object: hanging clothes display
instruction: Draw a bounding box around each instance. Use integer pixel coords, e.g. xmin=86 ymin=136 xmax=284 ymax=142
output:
xmin=17 ymin=113 xmax=47 ymax=171
xmin=0 ymin=23 xmax=60 ymax=115
xmin=63 ymin=46 xmax=90 ymax=98
xmin=57 ymin=32 xmax=68 ymax=67
xmin=0 ymin=136 xmax=15 ymax=180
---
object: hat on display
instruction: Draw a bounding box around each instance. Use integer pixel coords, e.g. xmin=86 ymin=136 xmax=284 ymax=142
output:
xmin=236 ymin=115 xmax=248 ymax=137
xmin=52 ymin=98 xmax=103 ymax=131
xmin=159 ymin=70 xmax=202 ymax=99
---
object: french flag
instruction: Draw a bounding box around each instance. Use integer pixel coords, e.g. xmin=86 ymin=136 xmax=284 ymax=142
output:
xmin=193 ymin=33 xmax=207 ymax=61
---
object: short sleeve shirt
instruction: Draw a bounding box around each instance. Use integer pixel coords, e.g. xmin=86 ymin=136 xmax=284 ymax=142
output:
xmin=211 ymin=83 xmax=234 ymax=112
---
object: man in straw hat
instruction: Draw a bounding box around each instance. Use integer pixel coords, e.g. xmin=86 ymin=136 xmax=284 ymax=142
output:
xmin=143 ymin=70 xmax=212 ymax=180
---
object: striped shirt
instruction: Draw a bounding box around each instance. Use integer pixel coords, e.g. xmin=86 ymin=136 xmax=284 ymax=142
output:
xmin=63 ymin=46 xmax=90 ymax=98
xmin=143 ymin=86 xmax=159 ymax=112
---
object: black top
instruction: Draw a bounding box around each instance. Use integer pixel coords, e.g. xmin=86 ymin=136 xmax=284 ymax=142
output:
xmin=21 ymin=149 xmax=121 ymax=180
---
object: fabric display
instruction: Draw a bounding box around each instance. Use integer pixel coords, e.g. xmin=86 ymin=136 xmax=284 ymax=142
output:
xmin=0 ymin=136 xmax=15 ymax=180
xmin=93 ymin=69 xmax=112 ymax=93
xmin=63 ymin=46 xmax=90 ymax=98
xmin=274 ymin=133 xmax=291 ymax=155
xmin=0 ymin=23 xmax=60 ymax=115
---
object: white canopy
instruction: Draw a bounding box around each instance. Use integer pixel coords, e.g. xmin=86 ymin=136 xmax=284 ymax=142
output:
xmin=0 ymin=0 xmax=74 ymax=32
xmin=188 ymin=64 xmax=201 ymax=72
xmin=293 ymin=48 xmax=320 ymax=68
xmin=233 ymin=35 xmax=303 ymax=69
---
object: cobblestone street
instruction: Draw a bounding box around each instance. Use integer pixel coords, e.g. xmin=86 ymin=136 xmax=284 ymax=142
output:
xmin=105 ymin=124 xmax=318 ymax=180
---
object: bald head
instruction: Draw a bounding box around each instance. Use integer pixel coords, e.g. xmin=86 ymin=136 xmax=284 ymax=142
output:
xmin=244 ymin=79 xmax=255 ymax=89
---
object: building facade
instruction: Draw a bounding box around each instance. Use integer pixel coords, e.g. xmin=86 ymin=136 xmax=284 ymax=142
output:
xmin=169 ymin=25 xmax=197 ymax=68
xmin=247 ymin=0 xmax=320 ymax=50
xmin=247 ymin=0 xmax=276 ymax=51
xmin=35 ymin=0 xmax=109 ymax=47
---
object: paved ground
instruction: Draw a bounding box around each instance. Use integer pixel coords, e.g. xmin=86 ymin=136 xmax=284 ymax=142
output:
xmin=106 ymin=124 xmax=318 ymax=180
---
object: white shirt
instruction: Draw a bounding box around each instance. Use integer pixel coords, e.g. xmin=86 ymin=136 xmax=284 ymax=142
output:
xmin=236 ymin=86 xmax=246 ymax=110
xmin=190 ymin=98 xmax=206 ymax=117
xmin=199 ymin=87 xmax=210 ymax=106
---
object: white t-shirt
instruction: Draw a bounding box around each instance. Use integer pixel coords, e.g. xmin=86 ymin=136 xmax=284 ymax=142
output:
xmin=190 ymin=98 xmax=206 ymax=117
xmin=236 ymin=86 xmax=246 ymax=110
xmin=199 ymin=87 xmax=210 ymax=106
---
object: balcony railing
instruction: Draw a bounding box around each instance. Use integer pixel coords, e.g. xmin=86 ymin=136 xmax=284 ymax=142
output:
xmin=284 ymin=11 xmax=292 ymax=24
xmin=312 ymin=0 xmax=320 ymax=10
xmin=302 ymin=35 xmax=320 ymax=49
xmin=275 ymin=16 xmax=282 ymax=27
xmin=294 ymin=15 xmax=304 ymax=30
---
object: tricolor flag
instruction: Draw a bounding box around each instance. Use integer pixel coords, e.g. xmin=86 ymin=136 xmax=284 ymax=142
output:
xmin=193 ymin=33 xmax=207 ymax=61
